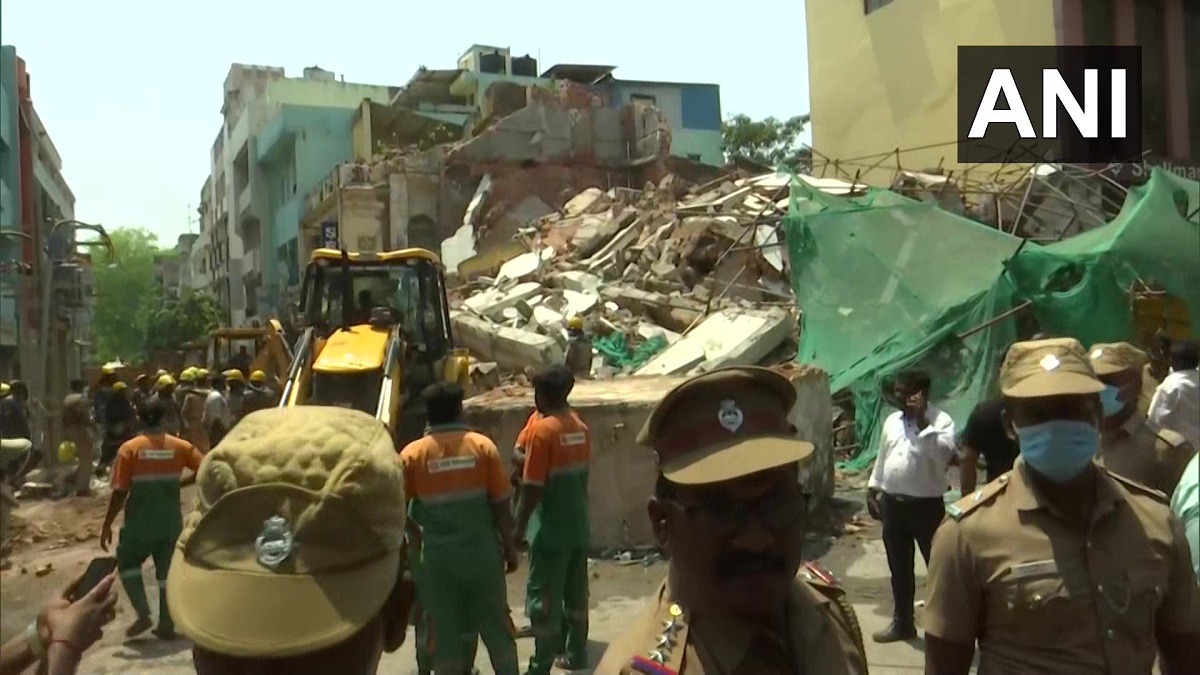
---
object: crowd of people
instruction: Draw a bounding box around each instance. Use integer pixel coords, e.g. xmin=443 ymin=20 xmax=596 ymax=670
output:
xmin=0 ymin=333 xmax=1196 ymax=675
xmin=867 ymin=336 xmax=1200 ymax=674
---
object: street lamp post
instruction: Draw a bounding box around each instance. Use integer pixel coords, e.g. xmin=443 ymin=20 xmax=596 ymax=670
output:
xmin=34 ymin=219 xmax=115 ymax=466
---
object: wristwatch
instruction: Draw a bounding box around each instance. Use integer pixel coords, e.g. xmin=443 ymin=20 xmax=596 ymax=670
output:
xmin=24 ymin=621 xmax=48 ymax=658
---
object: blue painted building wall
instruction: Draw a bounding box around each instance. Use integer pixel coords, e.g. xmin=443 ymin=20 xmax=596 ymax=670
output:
xmin=609 ymin=81 xmax=724 ymax=165
xmin=256 ymin=105 xmax=356 ymax=308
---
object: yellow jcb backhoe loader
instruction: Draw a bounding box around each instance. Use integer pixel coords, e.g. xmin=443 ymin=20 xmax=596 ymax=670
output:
xmin=279 ymin=248 xmax=470 ymax=447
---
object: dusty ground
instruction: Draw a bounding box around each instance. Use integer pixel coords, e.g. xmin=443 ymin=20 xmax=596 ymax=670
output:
xmin=1 ymin=482 xmax=950 ymax=674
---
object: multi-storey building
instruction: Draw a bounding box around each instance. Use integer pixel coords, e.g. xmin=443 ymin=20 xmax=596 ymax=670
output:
xmin=204 ymin=49 xmax=724 ymax=323
xmin=0 ymin=45 xmax=83 ymax=381
xmin=200 ymin=64 xmax=397 ymax=325
xmin=804 ymin=0 xmax=1199 ymax=184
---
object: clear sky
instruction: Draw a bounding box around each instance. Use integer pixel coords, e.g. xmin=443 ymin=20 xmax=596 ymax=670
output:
xmin=2 ymin=0 xmax=811 ymax=245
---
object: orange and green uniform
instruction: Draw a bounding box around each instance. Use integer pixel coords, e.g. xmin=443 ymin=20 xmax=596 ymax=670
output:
xmin=111 ymin=433 xmax=202 ymax=632
xmin=522 ymin=410 xmax=591 ymax=675
xmin=401 ymin=424 xmax=518 ymax=675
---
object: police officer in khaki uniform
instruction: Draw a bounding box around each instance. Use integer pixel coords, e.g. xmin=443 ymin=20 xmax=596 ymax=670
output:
xmin=1090 ymin=341 xmax=1196 ymax=496
xmin=595 ymin=366 xmax=868 ymax=675
xmin=924 ymin=338 xmax=1200 ymax=675
xmin=63 ymin=379 xmax=96 ymax=496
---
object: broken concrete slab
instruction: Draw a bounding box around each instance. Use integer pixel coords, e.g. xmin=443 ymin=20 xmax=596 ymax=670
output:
xmin=464 ymin=375 xmax=689 ymax=548
xmin=492 ymin=326 xmax=565 ymax=372
xmin=636 ymin=307 xmax=793 ymax=376
xmin=558 ymin=270 xmax=603 ymax=293
xmin=572 ymin=210 xmax=636 ymax=257
xmin=462 ymin=281 xmax=543 ymax=318
xmin=496 ymin=247 xmax=555 ymax=283
xmin=451 ymin=312 xmax=565 ymax=371
xmin=773 ymin=363 xmax=835 ymax=505
xmin=563 ymin=187 xmax=612 ymax=217
xmin=562 ymin=289 xmax=600 ymax=317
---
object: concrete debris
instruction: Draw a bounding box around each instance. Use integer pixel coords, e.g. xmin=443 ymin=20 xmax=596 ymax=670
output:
xmin=448 ymin=170 xmax=860 ymax=378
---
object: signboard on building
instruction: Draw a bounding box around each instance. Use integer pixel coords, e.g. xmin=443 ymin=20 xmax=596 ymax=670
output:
xmin=320 ymin=222 xmax=339 ymax=250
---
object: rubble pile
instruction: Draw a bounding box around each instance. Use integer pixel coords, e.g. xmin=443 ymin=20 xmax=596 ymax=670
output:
xmin=449 ymin=171 xmax=860 ymax=381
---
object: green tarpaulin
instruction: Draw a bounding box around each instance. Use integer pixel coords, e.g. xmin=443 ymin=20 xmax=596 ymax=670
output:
xmin=785 ymin=169 xmax=1200 ymax=472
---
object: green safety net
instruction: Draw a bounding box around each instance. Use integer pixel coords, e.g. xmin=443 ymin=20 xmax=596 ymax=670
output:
xmin=1005 ymin=169 xmax=1200 ymax=345
xmin=785 ymin=169 xmax=1200 ymax=473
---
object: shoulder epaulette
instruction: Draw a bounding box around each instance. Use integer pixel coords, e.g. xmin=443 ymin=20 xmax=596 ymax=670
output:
xmin=945 ymin=472 xmax=1010 ymax=520
xmin=800 ymin=561 xmax=844 ymax=596
xmin=1104 ymin=469 xmax=1169 ymax=503
xmin=1154 ymin=428 xmax=1189 ymax=449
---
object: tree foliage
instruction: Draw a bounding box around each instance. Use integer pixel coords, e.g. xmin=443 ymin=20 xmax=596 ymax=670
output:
xmin=92 ymin=227 xmax=160 ymax=362
xmin=143 ymin=289 xmax=223 ymax=353
xmin=722 ymin=114 xmax=813 ymax=171
xmin=92 ymin=227 xmax=223 ymax=362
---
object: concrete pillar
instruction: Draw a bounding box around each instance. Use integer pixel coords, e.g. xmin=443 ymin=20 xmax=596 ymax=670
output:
xmin=1054 ymin=0 xmax=1086 ymax=44
xmin=1113 ymin=0 xmax=1136 ymax=44
xmin=1162 ymin=0 xmax=1191 ymax=160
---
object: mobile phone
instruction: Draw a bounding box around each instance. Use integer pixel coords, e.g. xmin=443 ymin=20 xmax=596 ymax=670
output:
xmin=70 ymin=557 xmax=117 ymax=602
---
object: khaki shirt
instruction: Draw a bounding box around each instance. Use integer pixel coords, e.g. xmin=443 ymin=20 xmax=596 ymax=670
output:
xmin=594 ymin=570 xmax=867 ymax=675
xmin=61 ymin=393 xmax=92 ymax=430
xmin=1099 ymin=414 xmax=1196 ymax=496
xmin=926 ymin=460 xmax=1200 ymax=675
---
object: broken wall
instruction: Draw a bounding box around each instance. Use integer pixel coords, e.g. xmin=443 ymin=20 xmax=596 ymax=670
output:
xmin=448 ymin=98 xmax=667 ymax=168
xmin=775 ymin=363 xmax=836 ymax=506
xmin=463 ymin=369 xmax=838 ymax=549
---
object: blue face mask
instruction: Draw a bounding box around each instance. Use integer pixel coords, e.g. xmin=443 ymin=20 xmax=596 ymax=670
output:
xmin=1015 ymin=420 xmax=1099 ymax=482
xmin=1099 ymin=385 xmax=1124 ymax=417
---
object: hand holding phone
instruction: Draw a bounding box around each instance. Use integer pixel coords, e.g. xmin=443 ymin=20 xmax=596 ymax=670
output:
xmin=70 ymin=557 xmax=118 ymax=603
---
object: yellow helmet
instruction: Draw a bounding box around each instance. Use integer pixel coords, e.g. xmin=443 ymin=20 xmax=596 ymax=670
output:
xmin=113 ymin=381 xmax=128 ymax=392
xmin=566 ymin=315 xmax=585 ymax=330
xmin=156 ymin=374 xmax=176 ymax=390
xmin=179 ymin=368 xmax=196 ymax=382
xmin=101 ymin=364 xmax=116 ymax=376
xmin=249 ymin=370 xmax=267 ymax=383
xmin=0 ymin=382 xmax=9 ymax=397
xmin=196 ymin=368 xmax=210 ymax=380
xmin=224 ymin=369 xmax=246 ymax=383
xmin=58 ymin=441 xmax=77 ymax=463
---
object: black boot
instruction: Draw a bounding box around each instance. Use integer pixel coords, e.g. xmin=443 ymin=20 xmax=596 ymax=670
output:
xmin=872 ymin=620 xmax=918 ymax=643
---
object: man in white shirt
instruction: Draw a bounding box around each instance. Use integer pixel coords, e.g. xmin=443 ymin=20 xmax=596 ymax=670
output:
xmin=1148 ymin=339 xmax=1200 ymax=449
xmin=202 ymin=373 xmax=234 ymax=450
xmin=867 ymin=369 xmax=957 ymax=644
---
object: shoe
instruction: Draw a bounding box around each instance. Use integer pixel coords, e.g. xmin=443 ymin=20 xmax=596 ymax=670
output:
xmin=872 ymin=621 xmax=917 ymax=643
xmin=125 ymin=616 xmax=153 ymax=639
xmin=553 ymin=656 xmax=588 ymax=670
xmin=153 ymin=627 xmax=178 ymax=641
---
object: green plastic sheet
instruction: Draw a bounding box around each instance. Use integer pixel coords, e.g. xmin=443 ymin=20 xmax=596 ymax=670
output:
xmin=593 ymin=332 xmax=667 ymax=371
xmin=784 ymin=169 xmax=1199 ymax=473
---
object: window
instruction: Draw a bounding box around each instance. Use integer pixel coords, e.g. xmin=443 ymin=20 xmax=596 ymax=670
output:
xmin=687 ymin=154 xmax=703 ymax=162
xmin=865 ymin=0 xmax=894 ymax=14
xmin=630 ymin=93 xmax=657 ymax=105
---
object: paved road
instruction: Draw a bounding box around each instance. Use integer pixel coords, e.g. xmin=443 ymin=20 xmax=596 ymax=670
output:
xmin=78 ymin=528 xmax=946 ymax=674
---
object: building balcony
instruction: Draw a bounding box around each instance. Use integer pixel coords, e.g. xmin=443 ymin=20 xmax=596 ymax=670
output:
xmin=302 ymin=165 xmax=341 ymax=225
xmin=238 ymin=183 xmax=253 ymax=220
xmin=241 ymin=246 xmax=260 ymax=280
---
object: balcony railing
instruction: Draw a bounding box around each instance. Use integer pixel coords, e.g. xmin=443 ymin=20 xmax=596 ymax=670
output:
xmin=238 ymin=183 xmax=252 ymax=218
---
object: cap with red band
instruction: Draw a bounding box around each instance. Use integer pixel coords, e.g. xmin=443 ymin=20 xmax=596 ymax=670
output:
xmin=636 ymin=366 xmax=815 ymax=485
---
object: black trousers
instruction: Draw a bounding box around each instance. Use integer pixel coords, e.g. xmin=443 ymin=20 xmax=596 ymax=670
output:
xmin=880 ymin=492 xmax=946 ymax=627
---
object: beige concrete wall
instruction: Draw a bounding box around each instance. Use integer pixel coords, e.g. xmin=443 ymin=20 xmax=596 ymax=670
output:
xmin=804 ymin=0 xmax=1057 ymax=185
xmin=463 ymin=369 xmax=836 ymax=549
